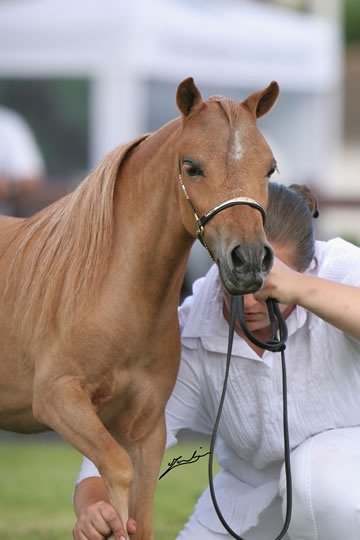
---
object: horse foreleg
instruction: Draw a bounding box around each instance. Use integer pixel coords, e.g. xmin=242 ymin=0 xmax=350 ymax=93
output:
xmin=32 ymin=374 xmax=133 ymax=540
xmin=126 ymin=415 xmax=167 ymax=540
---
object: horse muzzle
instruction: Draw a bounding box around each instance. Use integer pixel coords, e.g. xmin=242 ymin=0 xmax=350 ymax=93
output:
xmin=217 ymin=241 xmax=274 ymax=295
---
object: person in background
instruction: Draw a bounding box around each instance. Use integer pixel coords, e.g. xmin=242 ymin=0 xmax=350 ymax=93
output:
xmin=72 ymin=182 xmax=360 ymax=540
xmin=0 ymin=105 xmax=45 ymax=215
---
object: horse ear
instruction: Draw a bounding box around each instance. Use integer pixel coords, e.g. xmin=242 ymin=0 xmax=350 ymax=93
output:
xmin=176 ymin=77 xmax=203 ymax=118
xmin=242 ymin=81 xmax=279 ymax=118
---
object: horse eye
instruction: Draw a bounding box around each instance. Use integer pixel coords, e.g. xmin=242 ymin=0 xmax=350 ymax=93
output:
xmin=266 ymin=168 xmax=276 ymax=178
xmin=183 ymin=161 xmax=203 ymax=177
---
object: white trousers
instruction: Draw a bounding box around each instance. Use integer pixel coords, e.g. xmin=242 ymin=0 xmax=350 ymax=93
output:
xmin=176 ymin=427 xmax=360 ymax=540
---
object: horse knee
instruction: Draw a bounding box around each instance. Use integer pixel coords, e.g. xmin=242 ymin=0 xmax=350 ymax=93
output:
xmin=280 ymin=428 xmax=360 ymax=540
xmin=100 ymin=444 xmax=134 ymax=492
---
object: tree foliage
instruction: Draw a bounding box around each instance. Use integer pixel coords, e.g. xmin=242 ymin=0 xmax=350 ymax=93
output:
xmin=345 ymin=0 xmax=360 ymax=44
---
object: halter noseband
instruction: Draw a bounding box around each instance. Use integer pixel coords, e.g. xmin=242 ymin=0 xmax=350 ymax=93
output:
xmin=178 ymin=159 xmax=266 ymax=258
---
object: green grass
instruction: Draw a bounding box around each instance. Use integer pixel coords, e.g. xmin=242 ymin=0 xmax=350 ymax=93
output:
xmin=0 ymin=437 xmax=218 ymax=540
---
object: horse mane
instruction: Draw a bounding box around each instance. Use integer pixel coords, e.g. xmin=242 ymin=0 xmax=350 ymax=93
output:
xmin=7 ymin=134 xmax=149 ymax=341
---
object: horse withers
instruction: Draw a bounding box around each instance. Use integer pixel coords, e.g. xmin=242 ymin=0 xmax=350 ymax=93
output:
xmin=0 ymin=77 xmax=279 ymax=539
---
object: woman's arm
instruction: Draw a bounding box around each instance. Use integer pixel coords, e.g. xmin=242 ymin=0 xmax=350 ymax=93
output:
xmin=73 ymin=477 xmax=136 ymax=540
xmin=255 ymin=257 xmax=360 ymax=340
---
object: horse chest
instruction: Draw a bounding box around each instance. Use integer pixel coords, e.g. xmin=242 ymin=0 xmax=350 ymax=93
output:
xmin=95 ymin=372 xmax=170 ymax=442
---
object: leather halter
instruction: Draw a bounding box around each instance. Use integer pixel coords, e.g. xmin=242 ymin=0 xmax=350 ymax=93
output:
xmin=178 ymin=160 xmax=292 ymax=539
xmin=178 ymin=159 xmax=266 ymax=258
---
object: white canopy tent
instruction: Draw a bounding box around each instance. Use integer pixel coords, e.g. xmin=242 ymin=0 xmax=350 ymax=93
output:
xmin=0 ymin=0 xmax=342 ymax=183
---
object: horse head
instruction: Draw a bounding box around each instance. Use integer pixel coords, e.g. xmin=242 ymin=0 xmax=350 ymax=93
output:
xmin=176 ymin=77 xmax=279 ymax=295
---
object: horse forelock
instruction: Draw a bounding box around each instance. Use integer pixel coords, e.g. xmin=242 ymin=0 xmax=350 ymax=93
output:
xmin=7 ymin=134 xmax=149 ymax=341
xmin=217 ymin=98 xmax=243 ymax=124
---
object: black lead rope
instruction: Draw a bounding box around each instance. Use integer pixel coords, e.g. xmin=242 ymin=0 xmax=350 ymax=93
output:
xmin=208 ymin=295 xmax=292 ymax=540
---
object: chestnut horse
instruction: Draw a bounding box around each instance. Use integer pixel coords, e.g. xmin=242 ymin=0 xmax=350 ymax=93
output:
xmin=0 ymin=78 xmax=279 ymax=539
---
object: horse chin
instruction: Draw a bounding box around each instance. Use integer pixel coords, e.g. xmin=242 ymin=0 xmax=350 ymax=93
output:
xmin=218 ymin=264 xmax=265 ymax=296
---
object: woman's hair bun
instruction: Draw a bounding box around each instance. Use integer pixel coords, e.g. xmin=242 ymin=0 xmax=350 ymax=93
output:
xmin=289 ymin=183 xmax=319 ymax=218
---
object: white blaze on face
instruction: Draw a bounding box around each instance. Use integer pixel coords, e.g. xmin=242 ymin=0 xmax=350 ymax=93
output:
xmin=231 ymin=130 xmax=243 ymax=161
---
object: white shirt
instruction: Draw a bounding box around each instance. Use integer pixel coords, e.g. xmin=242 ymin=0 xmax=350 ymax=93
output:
xmin=76 ymin=238 xmax=360 ymax=534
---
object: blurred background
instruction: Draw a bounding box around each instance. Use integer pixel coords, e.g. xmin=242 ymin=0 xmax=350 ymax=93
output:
xmin=0 ymin=0 xmax=358 ymax=291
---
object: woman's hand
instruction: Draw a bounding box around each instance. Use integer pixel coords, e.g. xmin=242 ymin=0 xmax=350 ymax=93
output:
xmin=73 ymin=500 xmax=136 ymax=540
xmin=254 ymin=257 xmax=300 ymax=305
xmin=255 ymin=256 xmax=360 ymax=340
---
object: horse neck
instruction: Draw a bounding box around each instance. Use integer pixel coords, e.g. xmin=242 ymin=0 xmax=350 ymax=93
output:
xmin=111 ymin=119 xmax=194 ymax=309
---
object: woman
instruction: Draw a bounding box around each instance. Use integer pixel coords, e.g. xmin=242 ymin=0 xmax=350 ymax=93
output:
xmin=72 ymin=182 xmax=360 ymax=540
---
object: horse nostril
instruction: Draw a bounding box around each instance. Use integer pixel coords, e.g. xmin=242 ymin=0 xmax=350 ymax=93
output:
xmin=230 ymin=243 xmax=273 ymax=275
xmin=262 ymin=245 xmax=274 ymax=273
xmin=231 ymin=245 xmax=244 ymax=272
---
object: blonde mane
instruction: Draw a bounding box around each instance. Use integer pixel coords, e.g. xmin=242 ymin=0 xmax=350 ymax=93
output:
xmin=7 ymin=134 xmax=148 ymax=341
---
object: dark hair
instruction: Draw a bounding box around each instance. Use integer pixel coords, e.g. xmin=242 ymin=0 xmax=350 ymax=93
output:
xmin=265 ymin=182 xmax=319 ymax=272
